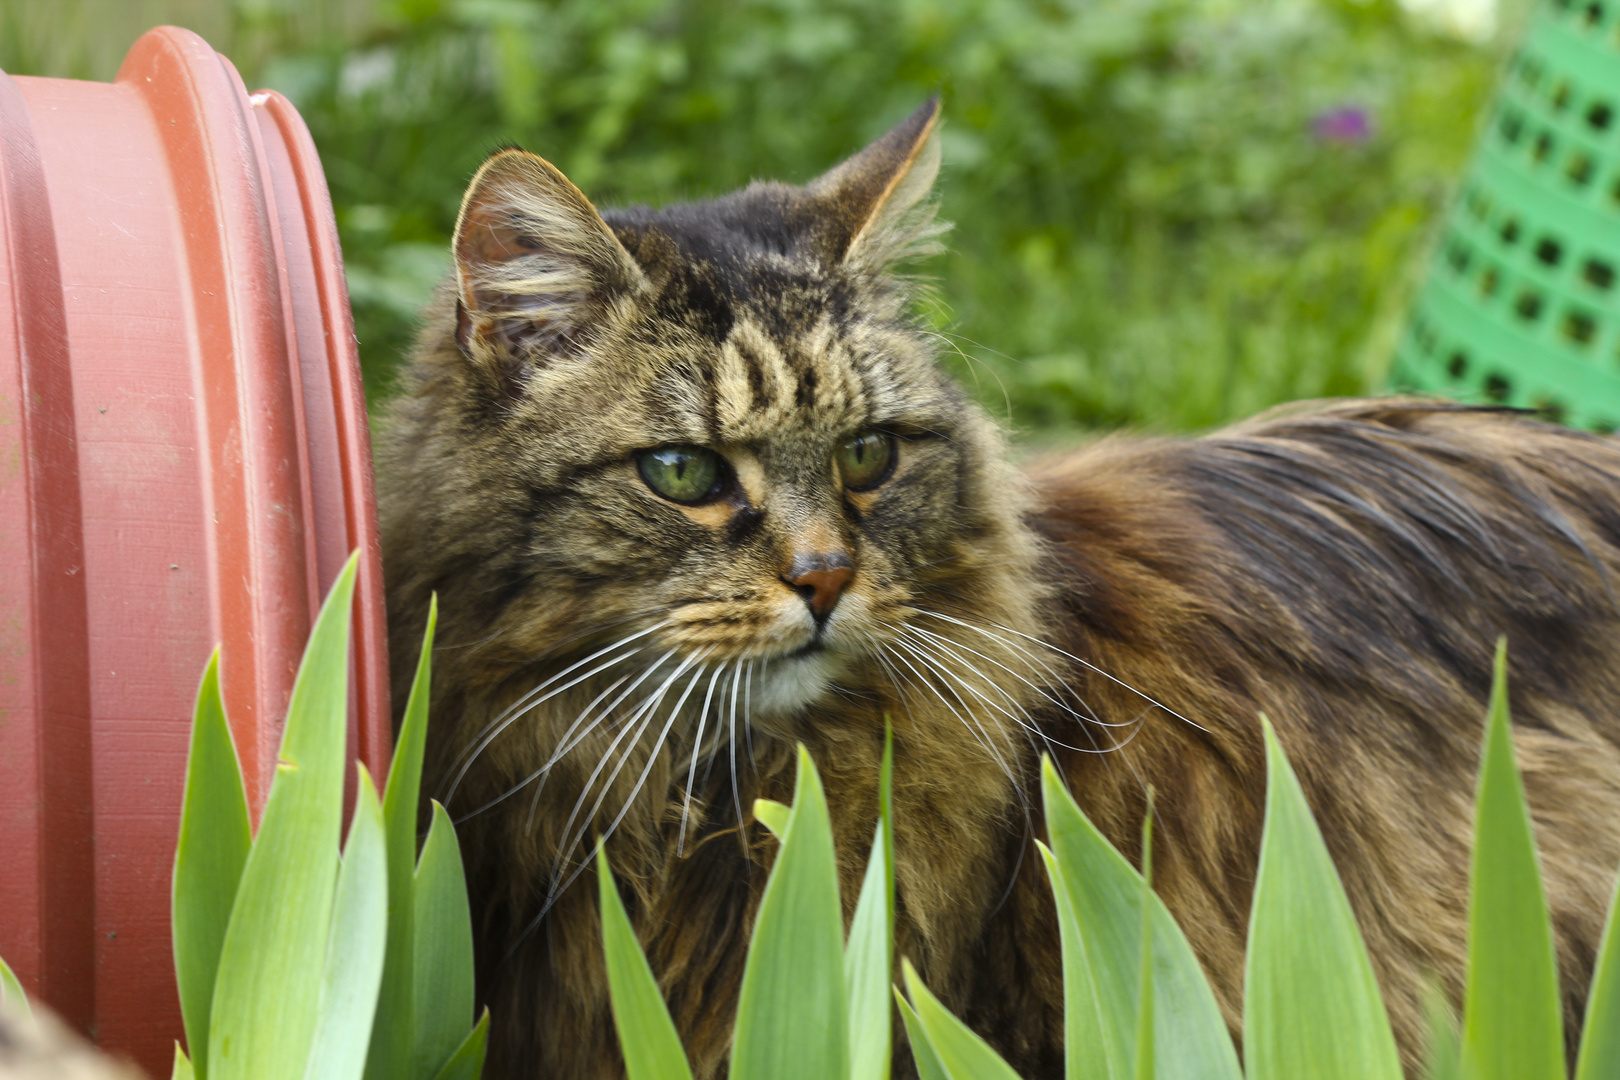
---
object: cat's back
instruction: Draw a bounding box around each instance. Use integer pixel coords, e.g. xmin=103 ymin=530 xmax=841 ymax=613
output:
xmin=1012 ymin=397 xmax=1620 ymax=1065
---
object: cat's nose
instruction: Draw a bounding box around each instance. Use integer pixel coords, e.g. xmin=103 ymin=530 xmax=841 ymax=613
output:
xmin=784 ymin=551 xmax=855 ymax=623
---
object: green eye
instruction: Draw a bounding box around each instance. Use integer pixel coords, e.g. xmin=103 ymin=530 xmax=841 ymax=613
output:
xmin=837 ymin=429 xmax=896 ymax=491
xmin=636 ymin=445 xmax=723 ymax=504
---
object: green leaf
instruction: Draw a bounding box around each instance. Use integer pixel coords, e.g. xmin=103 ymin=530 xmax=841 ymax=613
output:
xmin=207 ymin=554 xmax=359 ymax=1080
xmin=900 ymin=959 xmax=1024 ymax=1080
xmin=1037 ymin=843 xmax=1110 ymax=1080
xmin=172 ymin=651 xmax=251 ymax=1079
xmin=1421 ymin=982 xmax=1462 ymax=1080
xmin=753 ymin=798 xmax=790 ymax=838
xmin=1243 ymin=718 xmax=1402 ymax=1080
xmin=367 ymin=595 xmax=436 ymax=1080
xmin=597 ymin=843 xmax=694 ymax=1080
xmin=303 ymin=765 xmax=390 ymax=1080
xmin=1040 ymin=758 xmax=1241 ymax=1080
xmin=846 ymin=725 xmax=895 ymax=1080
xmin=732 ymin=746 xmax=849 ymax=1080
xmin=896 ymin=990 xmax=951 ymax=1080
xmin=431 ymin=1011 xmax=490 ymax=1080
xmin=173 ymin=1044 xmax=195 ymax=1080
xmin=1462 ymin=640 xmax=1566 ymax=1080
xmin=1133 ymin=792 xmax=1154 ymax=1080
xmin=0 ymin=953 xmax=31 ymax=1027
xmin=414 ymin=800 xmax=476 ymax=1080
xmin=1577 ymin=854 xmax=1620 ymax=1080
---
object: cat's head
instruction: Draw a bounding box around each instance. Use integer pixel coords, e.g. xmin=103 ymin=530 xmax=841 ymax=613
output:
xmin=386 ymin=98 xmax=1037 ymax=743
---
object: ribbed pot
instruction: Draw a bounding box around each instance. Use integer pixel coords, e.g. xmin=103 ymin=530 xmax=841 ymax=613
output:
xmin=0 ymin=26 xmax=389 ymax=1073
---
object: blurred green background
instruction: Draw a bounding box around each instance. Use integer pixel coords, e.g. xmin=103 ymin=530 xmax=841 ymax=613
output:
xmin=2 ymin=0 xmax=1514 ymax=436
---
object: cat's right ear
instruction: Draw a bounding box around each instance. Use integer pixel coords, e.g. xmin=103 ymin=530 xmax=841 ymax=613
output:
xmin=451 ymin=149 xmax=647 ymax=376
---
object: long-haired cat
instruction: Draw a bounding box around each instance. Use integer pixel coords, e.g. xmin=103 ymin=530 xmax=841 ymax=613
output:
xmin=377 ymin=98 xmax=1620 ymax=1077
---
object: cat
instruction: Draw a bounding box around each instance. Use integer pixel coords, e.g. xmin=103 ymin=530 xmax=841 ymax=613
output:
xmin=376 ymin=97 xmax=1620 ymax=1078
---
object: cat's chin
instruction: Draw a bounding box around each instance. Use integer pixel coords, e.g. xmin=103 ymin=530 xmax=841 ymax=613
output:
xmin=748 ymin=646 xmax=847 ymax=717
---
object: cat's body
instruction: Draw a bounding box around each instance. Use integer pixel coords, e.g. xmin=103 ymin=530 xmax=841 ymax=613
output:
xmin=377 ymin=100 xmax=1620 ymax=1078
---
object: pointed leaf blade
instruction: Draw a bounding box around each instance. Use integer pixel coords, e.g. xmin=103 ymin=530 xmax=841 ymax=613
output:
xmin=901 ymin=960 xmax=1024 ymax=1080
xmin=732 ymin=746 xmax=849 ymax=1080
xmin=846 ymin=728 xmax=895 ymax=1080
xmin=431 ymin=1011 xmax=490 ymax=1080
xmin=172 ymin=1044 xmax=195 ymax=1080
xmin=1462 ymin=641 xmax=1566 ymax=1080
xmin=207 ymin=555 xmax=359 ymax=1080
xmin=414 ymin=800 xmax=477 ymax=1080
xmin=1576 ymin=857 xmax=1620 ymax=1080
xmin=753 ymin=798 xmax=790 ymax=839
xmin=1243 ymin=719 xmax=1402 ymax=1080
xmin=597 ymin=844 xmax=694 ymax=1080
xmin=303 ymin=765 xmax=389 ymax=1080
xmin=1040 ymin=759 xmax=1241 ymax=1080
xmin=172 ymin=652 xmax=251 ymax=1079
xmin=1038 ymin=844 xmax=1111 ymax=1080
xmin=896 ymin=990 xmax=951 ymax=1080
xmin=368 ymin=595 xmax=437 ymax=1080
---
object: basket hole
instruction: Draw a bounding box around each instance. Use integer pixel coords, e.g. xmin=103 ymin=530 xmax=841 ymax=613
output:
xmin=1610 ymin=176 xmax=1620 ymax=205
xmin=1595 ymin=419 xmax=1617 ymax=434
xmin=1447 ymin=239 xmax=1472 ymax=273
xmin=1535 ymin=237 xmax=1564 ymax=266
xmin=1553 ymin=82 xmax=1573 ymax=111
xmin=1535 ymin=396 xmax=1569 ymax=424
xmin=1583 ymin=257 xmax=1615 ymax=289
xmin=1514 ymin=290 xmax=1544 ymax=321
xmin=1562 ymin=309 xmax=1597 ymax=344
xmin=1500 ymin=110 xmax=1525 ymax=144
xmin=1533 ymin=131 xmax=1556 ymax=163
xmin=1484 ymin=373 xmax=1513 ymax=402
xmin=1589 ymin=101 xmax=1613 ymax=129
xmin=1501 ymin=218 xmax=1522 ymax=244
xmin=1568 ymin=154 xmax=1595 ymax=186
xmin=1447 ymin=351 xmax=1470 ymax=379
xmin=1481 ymin=267 xmax=1501 ymax=296
xmin=1586 ymin=1 xmax=1606 ymax=25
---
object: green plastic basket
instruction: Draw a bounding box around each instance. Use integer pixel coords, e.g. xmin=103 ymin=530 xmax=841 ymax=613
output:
xmin=1392 ymin=0 xmax=1620 ymax=430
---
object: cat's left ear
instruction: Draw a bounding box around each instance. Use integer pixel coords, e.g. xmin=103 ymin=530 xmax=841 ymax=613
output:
xmin=809 ymin=95 xmax=945 ymax=271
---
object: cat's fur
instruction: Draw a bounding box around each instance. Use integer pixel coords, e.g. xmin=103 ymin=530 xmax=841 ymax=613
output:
xmin=377 ymin=98 xmax=1620 ymax=1078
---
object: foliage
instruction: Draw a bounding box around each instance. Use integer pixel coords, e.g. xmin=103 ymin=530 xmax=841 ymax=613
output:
xmin=0 ymin=0 xmax=1504 ymax=433
xmin=169 ymin=557 xmax=485 ymax=1080
xmin=598 ymin=642 xmax=1620 ymax=1079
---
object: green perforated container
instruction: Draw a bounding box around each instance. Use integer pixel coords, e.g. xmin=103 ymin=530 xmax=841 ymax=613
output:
xmin=1392 ymin=0 xmax=1620 ymax=430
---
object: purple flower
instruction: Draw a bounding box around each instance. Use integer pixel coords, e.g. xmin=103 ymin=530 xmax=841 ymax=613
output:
xmin=1312 ymin=106 xmax=1373 ymax=144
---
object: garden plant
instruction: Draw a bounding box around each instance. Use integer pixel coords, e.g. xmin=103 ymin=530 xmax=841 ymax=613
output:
xmin=5 ymin=576 xmax=1618 ymax=1079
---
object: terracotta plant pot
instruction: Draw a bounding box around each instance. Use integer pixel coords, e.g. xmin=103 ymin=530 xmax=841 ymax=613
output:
xmin=0 ymin=26 xmax=389 ymax=1074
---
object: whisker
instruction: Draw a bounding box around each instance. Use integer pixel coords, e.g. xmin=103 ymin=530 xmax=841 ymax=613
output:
xmin=905 ymin=623 xmax=1127 ymax=730
xmin=884 ymin=640 xmax=1016 ymax=785
xmin=452 ymin=672 xmax=635 ymax=825
xmin=679 ymin=661 xmax=730 ymax=856
xmin=551 ymin=652 xmax=717 ymax=901
xmin=540 ymin=650 xmax=702 ymax=854
xmin=443 ymin=623 xmax=666 ymax=802
xmin=900 ymin=629 xmax=1099 ymax=755
xmin=916 ymin=610 xmax=1212 ymax=736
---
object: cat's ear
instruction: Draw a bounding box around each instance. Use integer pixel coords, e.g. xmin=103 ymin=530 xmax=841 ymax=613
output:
xmin=451 ymin=149 xmax=647 ymax=372
xmin=809 ymin=96 xmax=946 ymax=271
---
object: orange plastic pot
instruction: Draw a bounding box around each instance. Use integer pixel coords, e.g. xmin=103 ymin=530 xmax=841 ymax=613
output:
xmin=0 ymin=27 xmax=389 ymax=1072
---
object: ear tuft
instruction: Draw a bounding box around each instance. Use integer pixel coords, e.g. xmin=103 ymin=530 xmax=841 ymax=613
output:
xmin=810 ymin=96 xmax=947 ymax=271
xmin=451 ymin=149 xmax=646 ymax=375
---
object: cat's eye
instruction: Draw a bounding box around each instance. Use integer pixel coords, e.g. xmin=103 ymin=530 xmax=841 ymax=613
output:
xmin=636 ymin=445 xmax=724 ymax=504
xmin=837 ymin=429 xmax=896 ymax=491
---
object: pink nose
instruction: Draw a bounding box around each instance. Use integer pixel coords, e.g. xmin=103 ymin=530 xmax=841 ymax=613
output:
xmin=786 ymin=562 xmax=854 ymax=621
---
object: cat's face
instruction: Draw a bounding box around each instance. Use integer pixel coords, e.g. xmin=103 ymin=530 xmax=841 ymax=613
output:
xmin=399 ymin=100 xmax=1026 ymax=727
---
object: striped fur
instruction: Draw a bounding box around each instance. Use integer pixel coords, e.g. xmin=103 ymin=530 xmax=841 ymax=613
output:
xmin=377 ymin=100 xmax=1620 ymax=1077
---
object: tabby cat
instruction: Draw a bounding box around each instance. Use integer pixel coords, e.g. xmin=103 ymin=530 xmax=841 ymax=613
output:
xmin=377 ymin=98 xmax=1620 ymax=1078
